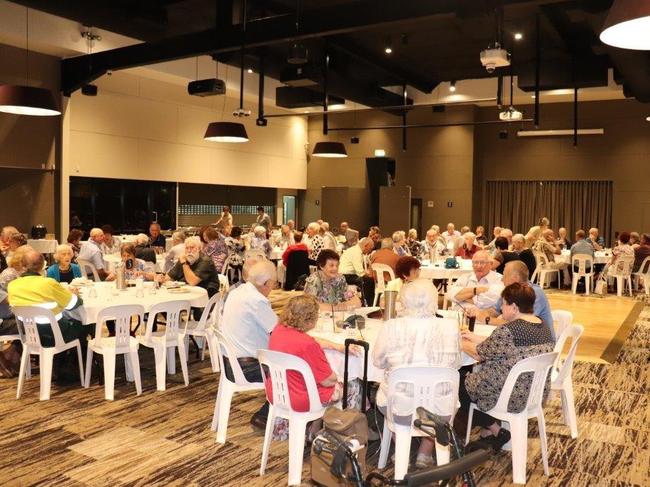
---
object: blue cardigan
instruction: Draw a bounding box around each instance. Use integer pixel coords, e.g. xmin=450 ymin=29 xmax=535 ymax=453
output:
xmin=46 ymin=263 xmax=82 ymax=282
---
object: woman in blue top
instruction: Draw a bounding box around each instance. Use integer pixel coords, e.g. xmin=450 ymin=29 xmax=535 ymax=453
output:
xmin=46 ymin=244 xmax=82 ymax=284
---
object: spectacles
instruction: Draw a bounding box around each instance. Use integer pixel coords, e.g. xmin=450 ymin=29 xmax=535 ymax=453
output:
xmin=472 ymin=260 xmax=490 ymax=266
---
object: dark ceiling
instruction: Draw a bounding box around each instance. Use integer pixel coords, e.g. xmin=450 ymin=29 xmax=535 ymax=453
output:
xmin=11 ymin=0 xmax=650 ymax=106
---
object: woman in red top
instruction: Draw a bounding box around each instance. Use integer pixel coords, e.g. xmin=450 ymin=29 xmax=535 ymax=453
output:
xmin=455 ymin=232 xmax=480 ymax=259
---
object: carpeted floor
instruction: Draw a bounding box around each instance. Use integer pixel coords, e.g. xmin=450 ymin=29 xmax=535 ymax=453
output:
xmin=0 ymin=306 xmax=648 ymax=487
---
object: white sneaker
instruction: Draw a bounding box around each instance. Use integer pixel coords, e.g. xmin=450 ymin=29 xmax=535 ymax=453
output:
xmin=415 ymin=453 xmax=434 ymax=469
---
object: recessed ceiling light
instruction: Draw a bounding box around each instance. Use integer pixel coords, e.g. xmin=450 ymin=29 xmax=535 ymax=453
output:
xmin=247 ymin=68 xmax=253 ymax=74
xmin=646 ymin=116 xmax=650 ymax=122
xmin=384 ymin=46 xmax=392 ymax=54
xmin=514 ymin=32 xmax=523 ymax=40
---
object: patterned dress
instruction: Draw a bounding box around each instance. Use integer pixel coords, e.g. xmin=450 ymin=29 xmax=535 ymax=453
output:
xmin=304 ymin=271 xmax=351 ymax=305
xmin=306 ymin=234 xmax=324 ymax=262
xmin=465 ymin=319 xmax=554 ymax=413
xmin=225 ymin=237 xmax=245 ymax=267
xmin=204 ymin=237 xmax=228 ymax=273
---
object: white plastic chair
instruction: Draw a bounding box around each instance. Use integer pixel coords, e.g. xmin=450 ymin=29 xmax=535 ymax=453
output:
xmin=551 ymin=310 xmax=573 ymax=340
xmin=378 ymin=366 xmax=460 ymax=481
xmin=210 ymin=330 xmax=264 ymax=443
xmin=371 ymin=263 xmax=396 ymax=306
xmin=180 ymin=292 xmax=222 ymax=373
xmin=552 ymin=324 xmax=584 ymax=439
xmin=0 ymin=322 xmax=29 ymax=378
xmin=465 ymin=352 xmax=558 ymax=485
xmin=77 ymin=259 xmax=101 ymax=282
xmin=633 ymin=256 xmax=650 ymax=295
xmin=137 ymin=300 xmax=190 ymax=391
xmin=533 ymin=252 xmax=560 ymax=289
xmin=217 ymin=274 xmax=230 ymax=293
xmin=258 ymin=349 xmax=328 ymax=486
xmin=85 ymin=304 xmax=143 ymax=400
xmin=571 ymin=255 xmax=594 ymax=295
xmin=12 ymin=306 xmax=85 ymax=401
xmin=607 ymin=255 xmax=634 ymax=297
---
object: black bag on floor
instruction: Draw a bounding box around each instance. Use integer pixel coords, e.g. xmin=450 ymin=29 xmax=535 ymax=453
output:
xmin=311 ymin=339 xmax=370 ymax=486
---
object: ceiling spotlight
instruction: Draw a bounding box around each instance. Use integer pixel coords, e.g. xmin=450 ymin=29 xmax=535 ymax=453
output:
xmin=384 ymin=46 xmax=393 ymax=54
xmin=601 ymin=0 xmax=650 ymax=50
xmin=514 ymin=32 xmax=523 ymax=40
xmin=247 ymin=68 xmax=253 ymax=74
xmin=499 ymin=106 xmax=523 ymax=121
xmin=384 ymin=36 xmax=393 ymax=54
xmin=646 ymin=116 xmax=650 ymax=122
xmin=449 ymin=81 xmax=457 ymax=92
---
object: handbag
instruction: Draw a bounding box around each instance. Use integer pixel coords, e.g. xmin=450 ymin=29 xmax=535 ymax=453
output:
xmin=594 ymin=277 xmax=607 ymax=295
xmin=444 ymin=257 xmax=459 ymax=269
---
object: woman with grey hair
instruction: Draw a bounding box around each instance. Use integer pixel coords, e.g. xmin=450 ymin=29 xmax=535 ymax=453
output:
xmin=250 ymin=225 xmax=272 ymax=258
xmin=134 ymin=233 xmax=156 ymax=264
xmin=392 ymin=230 xmax=411 ymax=257
xmin=372 ymin=279 xmax=461 ymax=468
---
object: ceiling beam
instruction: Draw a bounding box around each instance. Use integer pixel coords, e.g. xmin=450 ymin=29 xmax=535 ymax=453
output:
xmin=61 ymin=0 xmax=542 ymax=95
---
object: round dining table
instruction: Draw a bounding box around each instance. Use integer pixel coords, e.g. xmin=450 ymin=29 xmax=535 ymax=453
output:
xmin=103 ymin=253 xmax=166 ymax=274
xmin=71 ymin=281 xmax=208 ymax=325
xmin=555 ymin=249 xmax=611 ymax=265
xmin=418 ymin=258 xmax=474 ymax=280
xmin=308 ymin=307 xmax=495 ymax=383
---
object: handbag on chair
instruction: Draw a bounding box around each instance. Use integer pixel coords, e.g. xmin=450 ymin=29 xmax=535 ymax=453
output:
xmin=594 ymin=277 xmax=607 ymax=295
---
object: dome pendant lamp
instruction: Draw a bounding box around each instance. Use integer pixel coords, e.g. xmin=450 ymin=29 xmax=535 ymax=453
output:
xmin=0 ymin=8 xmax=60 ymax=116
xmin=600 ymin=0 xmax=650 ymax=50
xmin=312 ymin=141 xmax=348 ymax=158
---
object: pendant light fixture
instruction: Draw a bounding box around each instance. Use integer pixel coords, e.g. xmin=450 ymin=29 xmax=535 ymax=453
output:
xmin=499 ymin=33 xmax=522 ymax=122
xmin=600 ymin=0 xmax=650 ymax=50
xmin=312 ymin=141 xmax=348 ymax=158
xmin=204 ymin=0 xmax=248 ymax=143
xmin=0 ymin=8 xmax=60 ymax=116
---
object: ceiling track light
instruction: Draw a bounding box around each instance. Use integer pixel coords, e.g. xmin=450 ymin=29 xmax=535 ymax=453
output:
xmin=384 ymin=36 xmax=393 ymax=54
xmin=600 ymin=0 xmax=650 ymax=50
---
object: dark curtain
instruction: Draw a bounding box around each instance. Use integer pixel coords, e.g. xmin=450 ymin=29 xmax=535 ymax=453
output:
xmin=484 ymin=180 xmax=613 ymax=243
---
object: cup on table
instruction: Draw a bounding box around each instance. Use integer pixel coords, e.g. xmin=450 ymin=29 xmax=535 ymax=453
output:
xmin=135 ymin=278 xmax=144 ymax=298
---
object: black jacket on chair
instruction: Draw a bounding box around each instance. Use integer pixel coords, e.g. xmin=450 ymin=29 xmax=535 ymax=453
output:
xmin=284 ymin=249 xmax=310 ymax=291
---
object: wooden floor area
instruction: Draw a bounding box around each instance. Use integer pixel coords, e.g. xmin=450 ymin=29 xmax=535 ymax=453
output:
xmin=545 ymin=290 xmax=644 ymax=363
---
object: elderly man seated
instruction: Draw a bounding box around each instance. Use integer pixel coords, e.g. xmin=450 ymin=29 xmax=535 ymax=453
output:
xmin=533 ymin=229 xmax=570 ymax=286
xmin=447 ymin=250 xmax=503 ymax=310
xmin=587 ymin=227 xmax=605 ymax=251
xmin=78 ymin=227 xmax=109 ymax=281
xmin=159 ymin=236 xmax=219 ymax=296
xmin=421 ymin=228 xmax=446 ymax=259
xmin=134 ymin=233 xmax=157 ymax=264
xmin=8 ymin=250 xmax=86 ymax=382
xmin=220 ymin=260 xmax=278 ymax=430
xmin=471 ymin=260 xmax=554 ymax=339
xmin=339 ymin=237 xmax=376 ymax=306
xmin=149 ymin=222 xmax=166 ymax=249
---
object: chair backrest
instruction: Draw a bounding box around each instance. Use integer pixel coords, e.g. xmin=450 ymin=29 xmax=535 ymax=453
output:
xmin=385 ymin=366 xmax=460 ymax=427
xmin=371 ymin=263 xmax=396 ymax=290
xmin=284 ymin=249 xmax=310 ymax=291
xmin=551 ymin=310 xmax=573 ymax=339
xmin=12 ymin=305 xmax=65 ymax=349
xmin=492 ymin=352 xmax=558 ymax=414
xmin=214 ymin=329 xmax=261 ymax=386
xmin=637 ymin=256 xmax=650 ymax=275
xmin=95 ymin=304 xmax=144 ymax=350
xmin=609 ymin=254 xmax=634 ymax=277
xmin=533 ymin=251 xmax=549 ymax=268
xmin=144 ymin=300 xmax=190 ymax=341
xmin=186 ymin=292 xmax=222 ymax=333
xmin=245 ymin=248 xmax=267 ymax=260
xmin=220 ymin=254 xmax=232 ymax=276
xmin=77 ymin=259 xmax=100 ymax=282
xmin=257 ymin=348 xmax=323 ymax=414
xmin=553 ymin=324 xmax=583 ymax=384
xmin=218 ymin=274 xmax=229 ymax=293
xmin=571 ymin=254 xmax=594 ymax=276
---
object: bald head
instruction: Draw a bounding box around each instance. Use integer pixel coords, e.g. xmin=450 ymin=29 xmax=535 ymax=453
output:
xmin=23 ymin=250 xmax=45 ymax=274
xmin=503 ymin=260 xmax=529 ymax=285
xmin=359 ymin=237 xmax=374 ymax=254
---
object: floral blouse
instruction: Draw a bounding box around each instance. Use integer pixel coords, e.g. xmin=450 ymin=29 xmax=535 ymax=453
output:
xmin=306 ymin=234 xmax=324 ymax=261
xmin=304 ymin=270 xmax=354 ymax=305
xmin=465 ymin=319 xmax=554 ymax=413
xmin=225 ymin=237 xmax=245 ymax=267
xmin=204 ymin=237 xmax=228 ymax=273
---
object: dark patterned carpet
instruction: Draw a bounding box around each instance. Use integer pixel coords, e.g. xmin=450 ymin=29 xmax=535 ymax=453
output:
xmin=0 ymin=307 xmax=648 ymax=486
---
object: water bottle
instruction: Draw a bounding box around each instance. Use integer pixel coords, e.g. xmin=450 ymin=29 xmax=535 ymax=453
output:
xmin=115 ymin=262 xmax=126 ymax=290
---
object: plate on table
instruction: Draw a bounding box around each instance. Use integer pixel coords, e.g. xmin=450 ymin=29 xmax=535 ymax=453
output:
xmin=70 ymin=277 xmax=93 ymax=287
xmin=168 ymin=287 xmax=191 ymax=294
xmin=163 ymin=281 xmax=186 ymax=289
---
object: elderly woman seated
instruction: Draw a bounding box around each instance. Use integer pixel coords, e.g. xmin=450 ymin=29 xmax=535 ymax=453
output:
xmin=202 ymin=226 xmax=228 ymax=273
xmin=250 ymin=225 xmax=272 ymax=258
xmin=372 ymin=279 xmax=461 ymax=468
xmin=386 ymin=256 xmax=421 ymax=294
xmin=392 ymin=230 xmax=411 ymax=257
xmin=267 ymin=294 xmax=353 ymax=439
xmin=304 ymin=249 xmax=361 ymax=311
xmin=459 ymin=282 xmax=554 ymax=451
xmin=106 ymin=244 xmax=154 ymax=281
xmin=5 ymin=233 xmax=27 ymax=267
xmin=274 ymin=224 xmax=295 ymax=250
xmin=46 ymin=244 xmax=82 ymax=283
xmin=0 ymin=245 xmax=32 ymax=291
xmin=456 ymin=232 xmax=480 ymax=259
xmin=134 ymin=233 xmax=157 ymax=264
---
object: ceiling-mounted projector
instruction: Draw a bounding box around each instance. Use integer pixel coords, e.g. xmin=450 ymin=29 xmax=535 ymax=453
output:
xmin=188 ymin=78 xmax=226 ymax=96
xmin=480 ymin=44 xmax=510 ymax=73
xmin=499 ymin=106 xmax=523 ymax=121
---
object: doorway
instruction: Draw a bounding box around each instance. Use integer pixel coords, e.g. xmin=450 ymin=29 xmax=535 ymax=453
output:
xmin=283 ymin=195 xmax=296 ymax=225
xmin=411 ymin=198 xmax=422 ymax=238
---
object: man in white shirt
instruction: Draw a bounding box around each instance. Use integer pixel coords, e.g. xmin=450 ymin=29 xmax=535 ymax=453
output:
xmin=442 ymin=223 xmax=461 ymax=244
xmin=220 ymin=260 xmax=278 ymax=429
xmin=421 ymin=229 xmax=446 ymax=259
xmin=447 ymin=250 xmax=503 ymax=310
xmin=339 ymin=237 xmax=375 ymax=306
xmin=77 ymin=227 xmax=109 ymax=280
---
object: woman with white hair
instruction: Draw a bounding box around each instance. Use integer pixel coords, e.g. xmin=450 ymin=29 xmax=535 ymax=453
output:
xmin=372 ymin=279 xmax=461 ymax=468
xmin=392 ymin=230 xmax=411 ymax=257
xmin=455 ymin=232 xmax=479 ymax=259
xmin=134 ymin=233 xmax=156 ymax=264
xmin=250 ymin=225 xmax=272 ymax=258
xmin=406 ymin=228 xmax=422 ymax=257
xmin=304 ymin=222 xmax=324 ymax=262
xmin=46 ymin=244 xmax=82 ymax=283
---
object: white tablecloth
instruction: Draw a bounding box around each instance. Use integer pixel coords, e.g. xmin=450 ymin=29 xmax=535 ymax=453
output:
xmin=73 ymin=282 xmax=208 ymax=324
xmin=555 ymin=249 xmax=610 ymax=265
xmin=27 ymin=239 xmax=58 ymax=254
xmin=270 ymin=247 xmax=283 ymax=260
xmin=103 ymin=254 xmax=166 ymax=273
xmin=308 ymin=308 xmax=495 ymax=383
xmin=419 ymin=259 xmax=474 ymax=280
